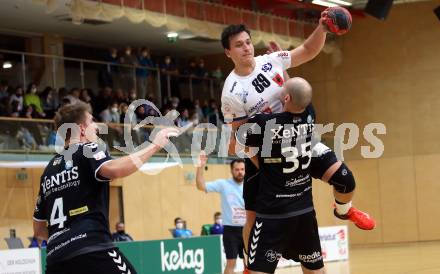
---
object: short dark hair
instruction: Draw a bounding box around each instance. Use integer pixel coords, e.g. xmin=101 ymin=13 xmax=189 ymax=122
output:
xmin=221 ymin=24 xmax=251 ymax=49
xmin=54 ymin=101 xmax=92 ymax=130
xmin=230 ymin=159 xmax=245 ymax=169
xmin=174 ymin=217 xmax=183 ymax=225
xmin=214 ymin=212 xmax=221 ymax=218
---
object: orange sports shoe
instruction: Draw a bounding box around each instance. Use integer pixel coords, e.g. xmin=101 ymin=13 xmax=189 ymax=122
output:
xmin=334 ymin=206 xmax=376 ymax=230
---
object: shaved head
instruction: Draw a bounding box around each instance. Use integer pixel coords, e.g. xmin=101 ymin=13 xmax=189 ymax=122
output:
xmin=281 ymin=77 xmax=312 ymax=113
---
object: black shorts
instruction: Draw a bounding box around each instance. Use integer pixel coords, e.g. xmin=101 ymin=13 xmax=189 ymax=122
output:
xmin=46 ymin=248 xmax=137 ymax=274
xmin=247 ymin=211 xmax=323 ymax=273
xmin=223 ymin=225 xmax=244 ymax=259
xmin=311 ymin=144 xmax=339 ymax=179
xmin=243 ymin=158 xmax=260 ymax=211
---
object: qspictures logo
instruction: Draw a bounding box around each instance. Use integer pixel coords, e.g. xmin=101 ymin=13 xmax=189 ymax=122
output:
xmin=161 ymin=241 xmax=204 ymax=274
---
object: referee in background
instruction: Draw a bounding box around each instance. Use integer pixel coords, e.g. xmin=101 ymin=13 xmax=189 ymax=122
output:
xmin=195 ymin=152 xmax=246 ymax=274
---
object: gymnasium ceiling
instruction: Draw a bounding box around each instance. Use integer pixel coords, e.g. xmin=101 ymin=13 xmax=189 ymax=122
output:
xmin=0 ymin=0 xmax=433 ymax=57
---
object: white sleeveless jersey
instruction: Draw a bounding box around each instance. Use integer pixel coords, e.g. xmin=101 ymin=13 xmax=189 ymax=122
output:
xmin=221 ymin=51 xmax=291 ymax=123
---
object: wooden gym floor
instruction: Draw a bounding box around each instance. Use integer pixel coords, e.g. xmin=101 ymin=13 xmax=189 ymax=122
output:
xmin=276 ymin=241 xmax=440 ymax=274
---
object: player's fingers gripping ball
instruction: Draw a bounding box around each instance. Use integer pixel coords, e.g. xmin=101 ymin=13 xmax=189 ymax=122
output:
xmin=323 ymin=7 xmax=352 ymax=35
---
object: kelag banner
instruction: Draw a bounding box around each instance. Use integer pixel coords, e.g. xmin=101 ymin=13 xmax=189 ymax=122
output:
xmin=41 ymin=235 xmax=222 ymax=274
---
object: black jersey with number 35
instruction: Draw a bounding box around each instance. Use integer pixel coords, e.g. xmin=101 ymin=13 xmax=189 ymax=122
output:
xmin=33 ymin=142 xmax=114 ymax=265
xmin=245 ymin=105 xmax=316 ymax=217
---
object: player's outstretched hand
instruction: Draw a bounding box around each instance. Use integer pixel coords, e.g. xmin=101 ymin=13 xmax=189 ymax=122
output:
xmin=319 ymin=9 xmax=330 ymax=32
xmin=266 ymin=41 xmax=283 ymax=54
xmin=198 ymin=150 xmax=208 ymax=168
xmin=152 ymin=127 xmax=179 ymax=148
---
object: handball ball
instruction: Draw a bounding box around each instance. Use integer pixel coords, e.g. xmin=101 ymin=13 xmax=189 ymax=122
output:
xmin=323 ymin=6 xmax=352 ymax=35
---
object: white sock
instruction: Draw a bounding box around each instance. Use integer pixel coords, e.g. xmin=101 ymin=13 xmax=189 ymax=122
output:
xmin=335 ymin=200 xmax=352 ymax=215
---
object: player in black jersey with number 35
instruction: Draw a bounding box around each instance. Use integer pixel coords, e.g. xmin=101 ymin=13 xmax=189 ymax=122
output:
xmin=33 ymin=102 xmax=178 ymax=274
xmin=242 ymin=78 xmax=330 ymax=274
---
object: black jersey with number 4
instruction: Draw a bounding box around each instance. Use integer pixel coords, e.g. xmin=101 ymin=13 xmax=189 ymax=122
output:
xmin=245 ymin=105 xmax=316 ymax=217
xmin=33 ymin=142 xmax=114 ymax=265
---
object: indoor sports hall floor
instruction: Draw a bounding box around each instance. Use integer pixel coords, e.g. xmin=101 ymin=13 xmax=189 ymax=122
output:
xmin=276 ymin=241 xmax=440 ymax=274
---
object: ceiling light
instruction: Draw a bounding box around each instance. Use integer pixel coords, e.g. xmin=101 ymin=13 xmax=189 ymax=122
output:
xmin=3 ymin=61 xmax=12 ymax=69
xmin=167 ymin=32 xmax=179 ymax=43
xmin=312 ymin=0 xmax=339 ymax=7
xmin=167 ymin=32 xmax=179 ymax=38
xmin=328 ymin=0 xmax=352 ymax=6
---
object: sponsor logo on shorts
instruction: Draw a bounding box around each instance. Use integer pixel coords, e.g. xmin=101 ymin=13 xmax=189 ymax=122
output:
xmin=265 ymin=250 xmax=282 ymax=262
xmin=298 ymin=251 xmax=322 ymax=264
xmin=248 ymin=221 xmax=263 ymax=264
xmin=108 ymin=250 xmax=131 ymax=274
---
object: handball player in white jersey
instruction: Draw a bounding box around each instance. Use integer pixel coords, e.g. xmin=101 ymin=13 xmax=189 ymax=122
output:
xmin=219 ymin=17 xmax=376 ymax=259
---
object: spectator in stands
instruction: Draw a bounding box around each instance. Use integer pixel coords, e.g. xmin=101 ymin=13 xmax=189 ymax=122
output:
xmin=212 ymin=66 xmax=224 ymax=89
xmin=144 ymin=102 xmax=160 ymax=118
xmin=9 ymin=86 xmax=24 ymax=113
xmin=18 ymin=105 xmax=42 ymax=148
xmin=21 ymin=104 xmax=36 ymax=119
xmin=184 ymin=60 xmax=197 ymax=77
xmin=93 ymin=86 xmax=113 ymax=117
xmin=160 ymin=55 xmax=180 ymax=98
xmin=211 ymin=66 xmax=224 ymax=80
xmin=210 ymin=212 xmax=224 ymax=235
xmin=206 ymin=99 xmax=221 ymax=126
xmin=100 ymin=101 xmax=123 ymax=147
xmin=58 ymin=87 xmax=68 ymax=100
xmin=64 ymin=88 xmax=81 ymax=105
xmin=100 ymin=101 xmax=120 ymax=123
xmin=176 ymin=108 xmax=190 ymax=127
xmin=173 ymin=217 xmax=193 ymax=238
xmin=135 ymin=104 xmax=147 ymax=121
xmin=112 ymin=222 xmax=134 ymax=242
xmin=185 ymin=59 xmax=202 ymax=86
xmin=0 ymin=80 xmax=9 ymax=100
xmin=100 ymin=47 xmax=120 ymax=88
xmin=120 ymin=46 xmax=138 ymax=91
xmin=113 ymin=88 xmax=128 ymax=105
xmin=193 ymin=99 xmax=205 ymax=123
xmin=196 ymin=59 xmax=208 ymax=78
xmin=24 ymin=83 xmax=45 ymax=117
xmin=170 ymin=96 xmax=179 ymax=110
xmin=119 ymin=103 xmax=129 ymax=124
xmin=161 ymin=106 xmax=171 ymax=116
xmin=79 ymin=88 xmax=93 ymax=105
xmin=128 ymin=88 xmax=137 ymax=104
xmin=9 ymin=100 xmax=21 ymax=117
xmin=41 ymin=86 xmax=59 ymax=119
xmin=136 ymin=47 xmax=154 ymax=100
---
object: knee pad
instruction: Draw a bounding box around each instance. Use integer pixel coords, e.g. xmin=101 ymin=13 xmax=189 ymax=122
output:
xmin=310 ymin=147 xmax=338 ymax=179
xmin=328 ymin=163 xmax=356 ymax=193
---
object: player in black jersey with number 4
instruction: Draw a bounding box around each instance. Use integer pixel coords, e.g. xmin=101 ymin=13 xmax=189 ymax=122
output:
xmin=242 ymin=78 xmax=334 ymax=274
xmin=33 ymin=102 xmax=178 ymax=274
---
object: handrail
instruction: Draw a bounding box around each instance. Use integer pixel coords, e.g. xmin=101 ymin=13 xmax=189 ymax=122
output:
xmin=0 ymin=116 xmax=221 ymax=131
xmin=0 ymin=48 xmax=158 ymax=71
xmin=0 ymin=48 xmax=220 ymax=81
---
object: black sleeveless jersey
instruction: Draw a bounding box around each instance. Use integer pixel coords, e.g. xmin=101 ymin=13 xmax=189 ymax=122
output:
xmin=244 ymin=105 xmax=316 ymax=217
xmin=33 ymin=142 xmax=114 ymax=265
